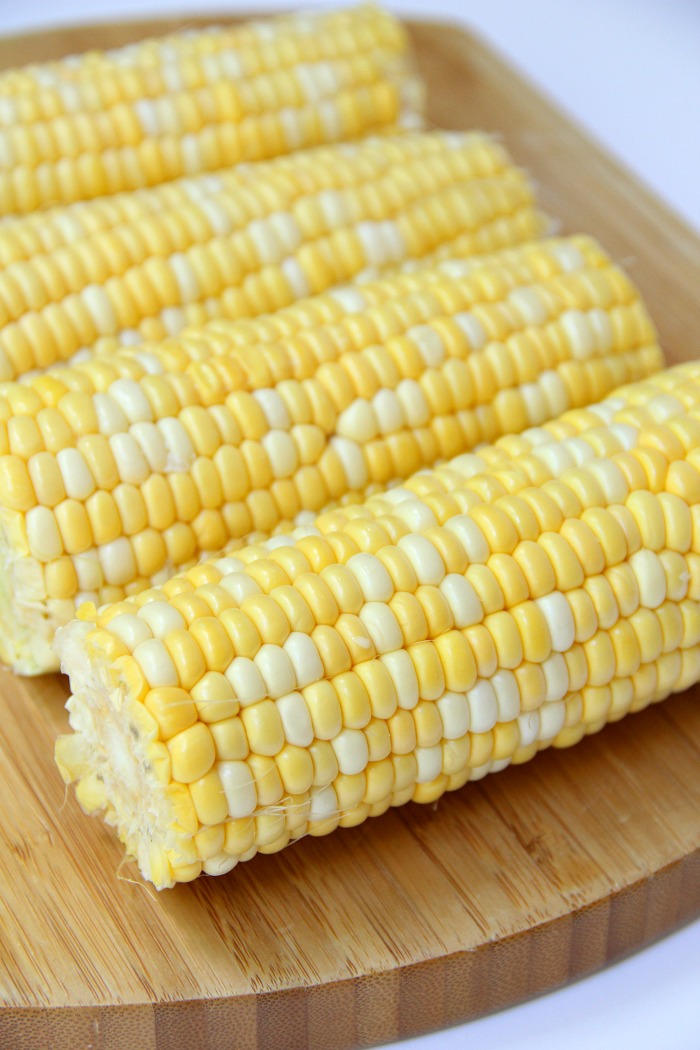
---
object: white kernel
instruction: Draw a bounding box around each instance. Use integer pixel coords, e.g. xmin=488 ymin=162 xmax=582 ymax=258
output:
xmin=82 ymin=285 xmax=118 ymax=335
xmin=397 ymin=534 xmax=445 ymax=586
xmin=109 ymin=432 xmax=150 ymax=485
xmin=225 ymin=657 xmax=267 ymax=707
xmin=99 ymin=537 xmax=136 ymax=586
xmin=108 ymin=613 xmax=152 ymax=650
xmin=26 ymin=506 xmax=63 ymax=561
xmin=197 ymin=197 xmax=233 ymax=237
xmin=218 ymin=760 xmax=257 ymax=818
xmin=508 ymin=287 xmax=548 ymax=326
xmin=137 ymin=601 xmax=186 ymax=638
xmin=396 ymin=378 xmax=430 ymax=427
xmin=129 ymin=422 xmax=168 ymax=473
xmin=414 ymin=745 xmax=443 ymax=783
xmin=492 ymin=669 xmax=521 ymax=722
xmin=560 ymin=309 xmax=596 ymax=358
xmin=93 ymin=393 xmax=128 ymax=436
xmin=439 ymin=574 xmax=483 ymax=627
xmin=372 ymin=389 xmax=405 ymax=434
xmin=160 ymin=307 xmax=186 ymax=337
xmin=261 ymin=430 xmax=298 ymax=479
xmin=451 ymin=453 xmax=489 ymax=478
xmin=283 ymin=633 xmax=323 ymax=689
xmin=219 ymin=572 xmax=262 ymax=604
xmin=279 ymin=108 xmax=304 ymax=150
xmin=254 ymin=645 xmax=296 ymax=699
xmin=380 ymin=649 xmax=419 ymax=709
xmin=248 ymin=217 xmax=283 ymax=265
xmin=330 ymin=436 xmax=368 ymax=491
xmin=157 ymin=417 xmax=195 ymax=471
xmin=587 ymin=459 xmax=629 ymax=504
xmin=268 ymin=212 xmax=302 ymax=255
xmin=181 ymin=134 xmax=203 ymax=176
xmin=407 ymin=324 xmax=445 ymax=367
xmin=588 ymin=308 xmax=614 ymax=353
xmin=336 ymin=399 xmax=378 ymax=443
xmin=73 ymin=552 xmax=102 ymax=591
xmin=331 ymin=728 xmax=368 ymax=776
xmin=317 ymin=189 xmax=354 ymax=227
xmin=453 ymin=311 xmax=487 ymax=351
xmin=550 ymin=242 xmax=585 ymax=272
xmin=436 ymin=691 xmax=470 ymax=738
xmin=651 ymin=394 xmax=685 ymax=422
xmin=203 ymin=856 xmax=238 ymax=876
xmin=358 ymin=603 xmax=403 ymax=654
xmin=629 ymin=549 xmax=666 ymax=608
xmin=391 ymin=499 xmax=438 ymax=533
xmin=135 ymin=98 xmax=160 ymax=135
xmin=531 ymin=441 xmax=575 ymax=475
xmin=347 ymin=552 xmax=394 ymax=602
xmin=275 ymin=691 xmax=314 ymax=747
xmin=564 ymin=437 xmax=595 ymax=466
xmin=56 ymin=447 xmax=95 ymax=500
xmin=281 ymin=257 xmax=311 ymax=299
xmin=542 ymin=653 xmax=569 ymax=702
xmin=133 ymin=638 xmax=178 ymax=687
xmin=329 ymin=286 xmax=367 ymax=313
xmin=467 ymin=679 xmax=498 ymax=733
xmin=444 ymin=515 xmax=489 ymax=563
xmin=170 ymin=252 xmax=199 ymax=303
xmin=517 ymin=711 xmax=540 ymax=748
xmin=117 ymin=329 xmax=143 ymax=347
xmin=132 ymin=352 xmax=164 ymax=375
xmin=608 ymin=423 xmax=638 ymax=452
xmin=309 ymin=784 xmax=338 ymax=821
xmin=520 ymin=380 xmax=549 ymax=425
xmin=109 ymin=379 xmax=153 ymax=423
xmin=536 ymin=592 xmax=575 ymax=652
xmin=538 ymin=701 xmax=566 ymax=740
xmin=539 ymin=370 xmax=569 ymax=417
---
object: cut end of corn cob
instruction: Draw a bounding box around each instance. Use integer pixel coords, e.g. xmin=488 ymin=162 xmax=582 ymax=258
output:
xmin=55 ymin=361 xmax=699 ymax=889
xmin=0 ymin=4 xmax=424 ymax=216
xmin=0 ymin=235 xmax=661 ymax=675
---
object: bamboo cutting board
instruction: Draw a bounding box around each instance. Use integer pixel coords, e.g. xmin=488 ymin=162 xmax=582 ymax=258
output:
xmin=1 ymin=16 xmax=700 ymax=1050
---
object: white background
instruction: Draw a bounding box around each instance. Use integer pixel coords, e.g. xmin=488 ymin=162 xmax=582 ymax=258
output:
xmin=1 ymin=2 xmax=699 ymax=1048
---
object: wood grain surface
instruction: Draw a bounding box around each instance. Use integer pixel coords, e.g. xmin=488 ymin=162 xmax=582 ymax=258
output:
xmin=1 ymin=16 xmax=700 ymax=1050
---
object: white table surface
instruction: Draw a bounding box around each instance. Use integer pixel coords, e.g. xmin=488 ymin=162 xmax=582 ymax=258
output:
xmin=1 ymin=2 xmax=699 ymax=1048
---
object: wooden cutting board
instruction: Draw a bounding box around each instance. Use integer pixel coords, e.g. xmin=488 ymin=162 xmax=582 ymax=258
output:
xmin=1 ymin=16 xmax=700 ymax=1050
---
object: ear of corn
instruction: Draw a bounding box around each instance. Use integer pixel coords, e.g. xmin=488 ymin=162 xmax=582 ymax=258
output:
xmin=0 ymin=233 xmax=661 ymax=676
xmin=54 ymin=362 xmax=700 ymax=887
xmin=0 ymin=130 xmax=545 ymax=379
xmin=0 ymin=5 xmax=424 ymax=215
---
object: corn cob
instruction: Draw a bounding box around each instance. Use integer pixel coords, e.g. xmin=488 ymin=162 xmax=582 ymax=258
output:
xmin=0 ymin=235 xmax=660 ymax=676
xmin=0 ymin=5 xmax=424 ymax=216
xmin=0 ymin=131 xmax=545 ymax=379
xmin=54 ymin=362 xmax=700 ymax=887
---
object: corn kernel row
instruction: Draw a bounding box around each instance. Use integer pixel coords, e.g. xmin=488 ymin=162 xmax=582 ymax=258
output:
xmin=0 ymin=235 xmax=661 ymax=675
xmin=0 ymin=131 xmax=544 ymax=378
xmin=0 ymin=5 xmax=424 ymax=214
xmin=54 ymin=362 xmax=700 ymax=887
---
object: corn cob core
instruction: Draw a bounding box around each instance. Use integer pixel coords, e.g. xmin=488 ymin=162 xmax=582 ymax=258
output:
xmin=0 ymin=131 xmax=544 ymax=379
xmin=54 ymin=363 xmax=700 ymax=889
xmin=0 ymin=236 xmax=661 ymax=674
xmin=0 ymin=5 xmax=424 ymax=216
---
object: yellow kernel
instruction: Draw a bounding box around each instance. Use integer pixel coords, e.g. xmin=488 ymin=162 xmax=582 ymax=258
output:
xmin=190 ymin=769 xmax=228 ymax=826
xmin=163 ymin=629 xmax=206 ymax=691
xmin=145 ymin=687 xmax=198 ymax=740
xmin=168 ymin=722 xmax=216 ymax=784
xmin=276 ymin=744 xmax=314 ymax=795
xmin=240 ymin=699 xmax=285 ymax=757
